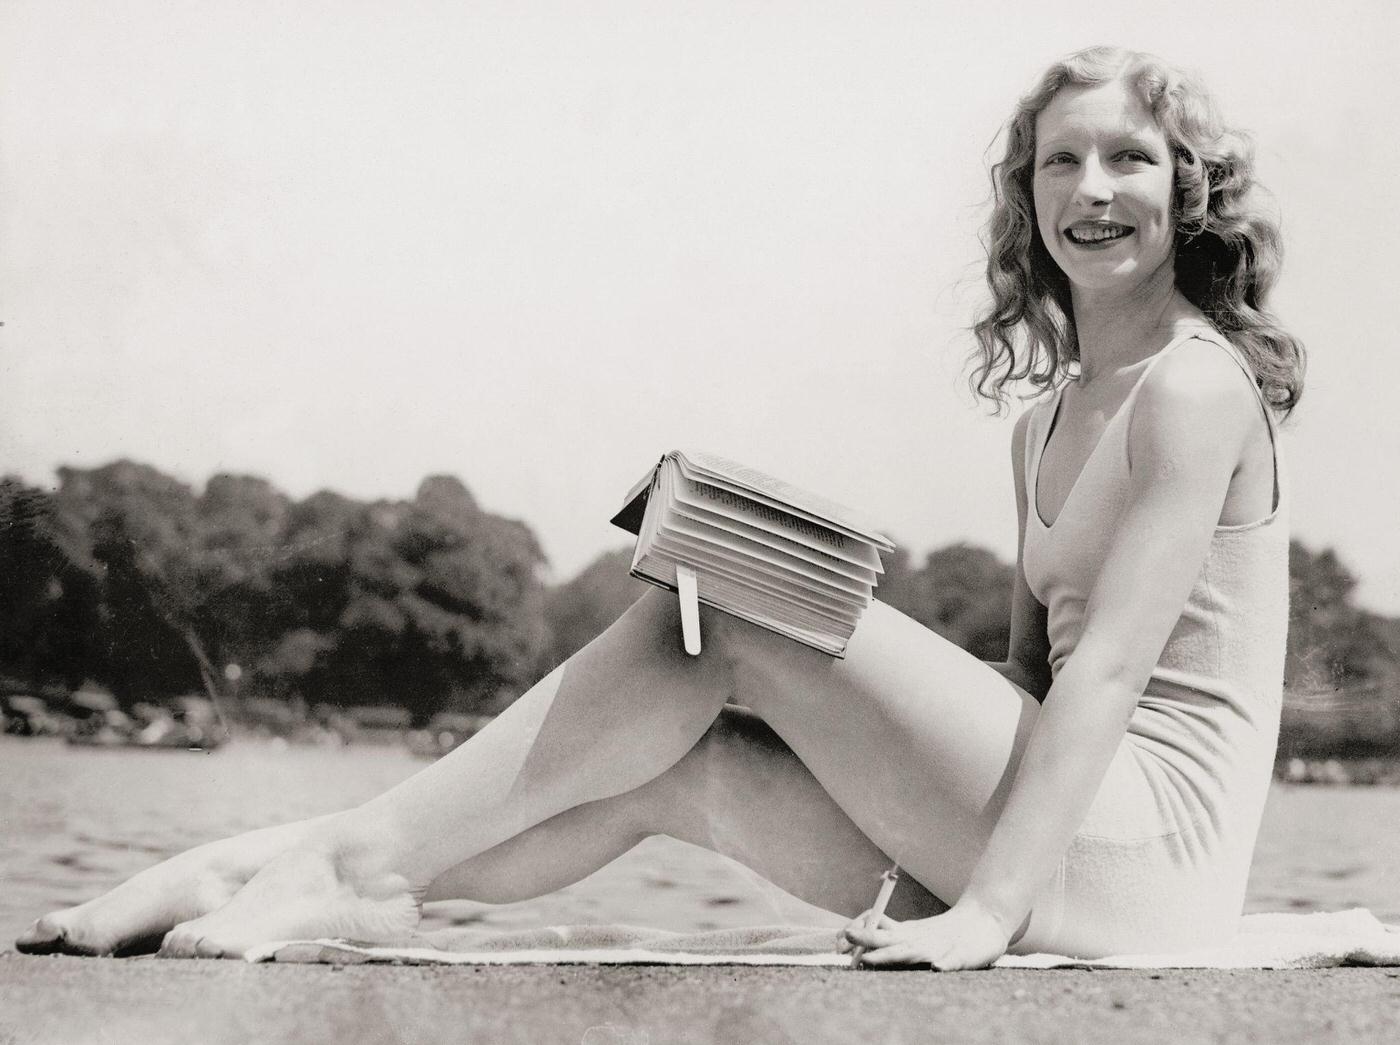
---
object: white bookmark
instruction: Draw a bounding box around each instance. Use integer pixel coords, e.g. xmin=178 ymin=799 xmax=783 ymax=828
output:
xmin=675 ymin=564 xmax=702 ymax=655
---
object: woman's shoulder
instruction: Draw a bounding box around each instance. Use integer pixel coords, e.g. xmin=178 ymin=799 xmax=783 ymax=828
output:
xmin=1145 ymin=331 xmax=1259 ymax=407
xmin=1131 ymin=332 xmax=1263 ymax=456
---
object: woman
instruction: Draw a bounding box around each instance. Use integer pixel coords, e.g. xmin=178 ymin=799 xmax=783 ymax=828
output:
xmin=17 ymin=45 xmax=1303 ymax=968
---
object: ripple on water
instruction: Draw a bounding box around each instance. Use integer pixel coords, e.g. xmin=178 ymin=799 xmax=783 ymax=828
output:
xmin=1319 ymin=866 xmax=1366 ymax=881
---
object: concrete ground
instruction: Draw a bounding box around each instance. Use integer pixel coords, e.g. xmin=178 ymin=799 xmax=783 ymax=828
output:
xmin=3 ymin=955 xmax=1399 ymax=1045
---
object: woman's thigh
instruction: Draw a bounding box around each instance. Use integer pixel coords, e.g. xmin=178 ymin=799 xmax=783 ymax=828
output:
xmin=655 ymin=703 xmax=952 ymax=921
xmin=424 ymin=702 xmax=951 ymax=921
xmin=703 ymin=599 xmax=1040 ymax=908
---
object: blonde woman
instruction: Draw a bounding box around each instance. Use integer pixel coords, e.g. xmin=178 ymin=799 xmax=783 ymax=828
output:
xmin=19 ymin=46 xmax=1303 ymax=969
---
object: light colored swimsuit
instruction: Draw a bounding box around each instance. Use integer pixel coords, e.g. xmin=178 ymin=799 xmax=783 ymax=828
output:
xmin=1014 ymin=331 xmax=1288 ymax=957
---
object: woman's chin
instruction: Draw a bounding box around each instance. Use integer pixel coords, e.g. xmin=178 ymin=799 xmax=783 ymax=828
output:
xmin=1060 ymin=260 xmax=1152 ymax=296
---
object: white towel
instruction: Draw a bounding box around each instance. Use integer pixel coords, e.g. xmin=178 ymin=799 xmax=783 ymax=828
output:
xmin=246 ymin=909 xmax=1400 ymax=969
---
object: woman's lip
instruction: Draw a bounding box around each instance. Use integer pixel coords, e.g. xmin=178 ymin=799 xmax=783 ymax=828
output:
xmin=1063 ymin=223 xmax=1134 ymax=245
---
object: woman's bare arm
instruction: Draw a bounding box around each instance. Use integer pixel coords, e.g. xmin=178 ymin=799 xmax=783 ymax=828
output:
xmin=961 ymin=343 xmax=1263 ymax=937
xmin=846 ymin=342 xmax=1265 ymax=968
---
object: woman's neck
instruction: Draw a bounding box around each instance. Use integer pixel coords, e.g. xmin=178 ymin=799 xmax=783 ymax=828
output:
xmin=1070 ymin=260 xmax=1199 ymax=384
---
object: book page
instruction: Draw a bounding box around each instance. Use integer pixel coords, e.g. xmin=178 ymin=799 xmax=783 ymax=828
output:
xmin=640 ymin=547 xmax=860 ymax=631
xmin=629 ymin=467 xmax=664 ymax=573
xmin=648 ymin=580 xmax=848 ymax=655
xmin=670 ymin=483 xmax=880 ymax=587
xmin=650 ymin=530 xmax=862 ymax=617
xmin=647 ymin=536 xmax=862 ymax=624
xmin=634 ymin=555 xmax=829 ymax=632
xmin=658 ymin=504 xmax=870 ymax=602
xmin=669 ymin=462 xmax=885 ymax=573
xmin=655 ymin=469 xmax=868 ymax=604
xmin=675 ymin=450 xmax=895 ymax=552
xmin=673 ymin=454 xmax=873 ymax=553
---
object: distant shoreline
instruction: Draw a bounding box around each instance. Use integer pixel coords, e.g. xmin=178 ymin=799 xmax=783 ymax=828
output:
xmin=5 ymin=724 xmax=1400 ymax=787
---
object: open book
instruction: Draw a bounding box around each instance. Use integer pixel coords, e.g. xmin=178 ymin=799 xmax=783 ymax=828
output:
xmin=611 ymin=450 xmax=894 ymax=657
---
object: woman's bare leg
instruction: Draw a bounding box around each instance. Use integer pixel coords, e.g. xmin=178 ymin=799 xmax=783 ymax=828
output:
xmin=13 ymin=817 xmax=336 ymax=956
xmin=16 ymin=704 xmax=944 ymax=957
xmin=18 ymin=589 xmax=734 ymax=956
xmin=423 ymin=706 xmax=949 ymax=921
xmin=19 ymin=590 xmax=1036 ymax=958
xmin=717 ymin=601 xmax=1040 ymax=907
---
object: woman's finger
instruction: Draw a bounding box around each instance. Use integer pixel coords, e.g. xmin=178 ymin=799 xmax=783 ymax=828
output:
xmin=931 ymin=947 xmax=998 ymax=972
xmin=859 ymin=944 xmax=929 ymax=968
xmin=843 ymin=926 xmax=897 ymax=948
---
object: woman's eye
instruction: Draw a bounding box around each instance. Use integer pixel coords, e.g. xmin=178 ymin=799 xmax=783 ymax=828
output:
xmin=1117 ymin=150 xmax=1154 ymax=164
xmin=1042 ymin=153 xmax=1075 ymax=167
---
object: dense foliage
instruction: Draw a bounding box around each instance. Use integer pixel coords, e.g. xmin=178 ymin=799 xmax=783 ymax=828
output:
xmin=539 ymin=547 xmax=648 ymax=673
xmin=3 ymin=461 xmax=1397 ymax=755
xmin=1282 ymin=543 xmax=1400 ymax=757
xmin=876 ymin=543 xmax=1015 ymax=661
xmin=1 ymin=463 xmax=548 ymax=724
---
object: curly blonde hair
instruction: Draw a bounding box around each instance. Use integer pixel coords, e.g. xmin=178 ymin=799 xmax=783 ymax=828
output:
xmin=970 ymin=46 xmax=1305 ymax=414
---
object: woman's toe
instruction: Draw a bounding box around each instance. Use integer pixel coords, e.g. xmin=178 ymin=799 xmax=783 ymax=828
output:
xmin=161 ymin=916 xmax=243 ymax=959
xmin=159 ymin=922 xmax=203 ymax=958
xmin=15 ymin=912 xmax=110 ymax=956
xmin=15 ymin=915 xmax=68 ymax=954
xmin=194 ymin=934 xmax=230 ymax=959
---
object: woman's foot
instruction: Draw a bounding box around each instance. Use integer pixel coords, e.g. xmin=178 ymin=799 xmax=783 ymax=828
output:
xmin=15 ymin=818 xmax=323 ymax=957
xmin=157 ymin=831 xmax=422 ymax=959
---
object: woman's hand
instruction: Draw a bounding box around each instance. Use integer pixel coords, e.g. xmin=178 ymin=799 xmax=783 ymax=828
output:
xmin=837 ymin=899 xmax=1013 ymax=970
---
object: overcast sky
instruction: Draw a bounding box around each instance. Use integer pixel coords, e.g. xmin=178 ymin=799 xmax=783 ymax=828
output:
xmin=3 ymin=0 xmax=1397 ymax=612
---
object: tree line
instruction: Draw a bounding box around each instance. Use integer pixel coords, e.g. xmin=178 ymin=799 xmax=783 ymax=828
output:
xmin=1 ymin=462 xmax=546 ymax=725
xmin=2 ymin=461 xmax=1398 ymax=757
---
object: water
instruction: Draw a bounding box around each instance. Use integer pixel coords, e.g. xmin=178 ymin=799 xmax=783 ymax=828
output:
xmin=2 ymin=737 xmax=1397 ymax=950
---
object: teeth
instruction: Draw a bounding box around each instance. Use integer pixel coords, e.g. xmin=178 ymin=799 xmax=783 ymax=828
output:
xmin=1068 ymin=226 xmax=1128 ymax=244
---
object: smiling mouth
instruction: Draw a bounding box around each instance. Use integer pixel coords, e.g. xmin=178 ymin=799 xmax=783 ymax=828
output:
xmin=1065 ymin=223 xmax=1133 ymax=245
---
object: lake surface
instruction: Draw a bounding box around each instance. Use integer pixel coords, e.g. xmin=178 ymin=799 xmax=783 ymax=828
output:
xmin=2 ymin=736 xmax=1398 ymax=950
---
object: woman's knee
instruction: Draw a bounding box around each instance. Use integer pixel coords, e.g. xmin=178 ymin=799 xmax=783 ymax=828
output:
xmin=702 ymin=608 xmax=826 ymax=717
xmin=616 ymin=587 xmax=756 ymax=674
xmin=612 ymin=584 xmax=820 ymax=720
xmin=615 ymin=587 xmax=707 ymax=667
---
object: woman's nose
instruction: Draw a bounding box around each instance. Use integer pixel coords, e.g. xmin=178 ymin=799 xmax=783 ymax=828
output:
xmin=1074 ymin=155 xmax=1114 ymax=205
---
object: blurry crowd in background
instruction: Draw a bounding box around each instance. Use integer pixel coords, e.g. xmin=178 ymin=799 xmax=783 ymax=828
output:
xmin=2 ymin=461 xmax=1398 ymax=781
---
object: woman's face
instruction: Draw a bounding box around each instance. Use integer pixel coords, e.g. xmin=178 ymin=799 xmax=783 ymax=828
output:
xmin=1032 ymin=79 xmax=1176 ymax=295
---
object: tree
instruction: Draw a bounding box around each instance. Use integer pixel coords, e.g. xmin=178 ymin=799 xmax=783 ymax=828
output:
xmin=191 ymin=474 xmax=294 ymax=678
xmin=877 ymin=542 xmax=1014 ymax=661
xmin=9 ymin=456 xmax=1397 ymax=762
xmin=1287 ymin=542 xmax=1395 ymax=691
xmin=0 ymin=477 xmax=102 ymax=690
xmin=540 ymin=547 xmax=649 ymax=670
xmin=1281 ymin=541 xmax=1400 ymax=756
xmin=257 ymin=475 xmax=551 ymax=722
xmin=53 ymin=461 xmax=210 ymax=703
xmin=4 ymin=461 xmax=552 ymax=724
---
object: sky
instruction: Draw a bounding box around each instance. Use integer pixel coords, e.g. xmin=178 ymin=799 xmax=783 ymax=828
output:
xmin=2 ymin=0 xmax=1398 ymax=612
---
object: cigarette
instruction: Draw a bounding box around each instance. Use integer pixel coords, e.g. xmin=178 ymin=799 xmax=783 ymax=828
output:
xmin=849 ymin=863 xmax=900 ymax=969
